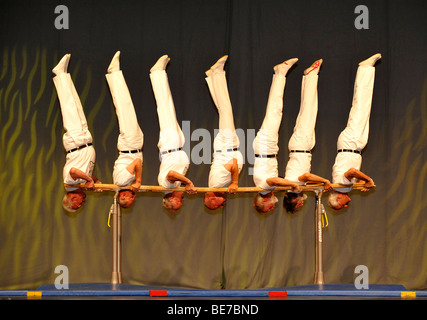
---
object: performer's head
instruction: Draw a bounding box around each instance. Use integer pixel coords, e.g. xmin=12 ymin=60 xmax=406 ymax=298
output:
xmin=253 ymin=192 xmax=278 ymax=213
xmin=163 ymin=191 xmax=184 ymax=211
xmin=283 ymin=192 xmax=307 ymax=213
xmin=204 ymin=192 xmax=227 ymax=210
xmin=62 ymin=189 xmax=87 ymax=212
xmin=327 ymin=191 xmax=351 ymax=210
xmin=117 ymin=190 xmax=136 ymax=208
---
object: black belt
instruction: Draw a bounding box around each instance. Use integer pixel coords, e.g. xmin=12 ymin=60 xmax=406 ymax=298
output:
xmin=255 ymin=154 xmax=278 ymax=158
xmin=161 ymin=147 xmax=182 ymax=155
xmin=67 ymin=143 xmax=93 ymax=153
xmin=338 ymin=149 xmax=361 ymax=154
xmin=120 ymin=149 xmax=142 ymax=154
xmin=290 ymin=150 xmax=311 ymax=153
xmin=215 ymin=147 xmax=239 ymax=153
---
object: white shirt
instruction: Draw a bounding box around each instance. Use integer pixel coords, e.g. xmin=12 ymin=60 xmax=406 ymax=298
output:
xmin=208 ymin=150 xmax=243 ymax=188
xmin=113 ymin=152 xmax=143 ymax=187
xmin=63 ymin=146 xmax=96 ymax=191
xmin=158 ymin=150 xmax=190 ymax=190
xmin=253 ymin=157 xmax=277 ymax=194
xmin=332 ymin=152 xmax=362 ymax=192
xmin=284 ymin=152 xmax=312 ymax=185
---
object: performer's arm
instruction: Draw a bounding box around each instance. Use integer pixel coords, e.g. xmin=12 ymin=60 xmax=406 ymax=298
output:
xmin=126 ymin=158 xmax=142 ymax=193
xmin=266 ymin=177 xmax=301 ymax=192
xmin=298 ymin=173 xmax=333 ymax=191
xmin=166 ymin=170 xmax=197 ymax=194
xmin=344 ymin=168 xmax=376 ymax=192
xmin=227 ymin=158 xmax=239 ymax=194
xmin=69 ymin=167 xmax=95 ymax=190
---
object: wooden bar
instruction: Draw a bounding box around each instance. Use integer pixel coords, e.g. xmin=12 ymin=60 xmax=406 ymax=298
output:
xmin=65 ymin=182 xmax=368 ymax=193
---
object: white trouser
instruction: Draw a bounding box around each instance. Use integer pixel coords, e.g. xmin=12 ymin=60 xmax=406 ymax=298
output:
xmin=53 ymin=73 xmax=93 ymax=150
xmin=336 ymin=66 xmax=375 ymax=150
xmin=252 ymin=73 xmax=287 ymax=191
xmin=205 ymin=71 xmax=240 ymax=151
xmin=331 ymin=65 xmax=375 ymax=188
xmin=106 ymin=70 xmax=143 ymax=151
xmin=253 ymin=74 xmax=287 ymax=155
xmin=205 ymin=70 xmax=243 ymax=188
xmin=288 ymin=74 xmax=318 ymax=151
xmin=149 ymin=70 xmax=185 ymax=153
xmin=284 ymin=73 xmax=318 ymax=182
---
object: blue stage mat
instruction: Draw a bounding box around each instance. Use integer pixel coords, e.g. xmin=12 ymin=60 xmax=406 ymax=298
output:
xmin=1 ymin=283 xmax=426 ymax=298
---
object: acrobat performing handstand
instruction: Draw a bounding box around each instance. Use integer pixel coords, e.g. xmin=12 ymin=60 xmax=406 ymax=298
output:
xmin=53 ymin=54 xmax=102 ymax=213
xmin=150 ymin=55 xmax=197 ymax=211
xmin=106 ymin=51 xmax=144 ymax=208
xmin=204 ymin=56 xmax=244 ymax=210
xmin=327 ymin=53 xmax=381 ymax=210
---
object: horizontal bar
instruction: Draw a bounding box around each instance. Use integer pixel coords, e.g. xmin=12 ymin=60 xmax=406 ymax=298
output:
xmin=65 ymin=182 xmax=368 ymax=193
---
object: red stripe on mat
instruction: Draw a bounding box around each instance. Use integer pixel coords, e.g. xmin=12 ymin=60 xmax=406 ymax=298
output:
xmin=150 ymin=290 xmax=168 ymax=296
xmin=268 ymin=291 xmax=287 ymax=297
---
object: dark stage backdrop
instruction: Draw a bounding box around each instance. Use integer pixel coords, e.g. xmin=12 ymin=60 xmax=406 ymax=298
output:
xmin=0 ymin=0 xmax=426 ymax=290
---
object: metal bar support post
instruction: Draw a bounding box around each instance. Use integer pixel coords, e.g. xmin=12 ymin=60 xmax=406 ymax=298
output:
xmin=313 ymin=189 xmax=325 ymax=285
xmin=111 ymin=193 xmax=122 ymax=284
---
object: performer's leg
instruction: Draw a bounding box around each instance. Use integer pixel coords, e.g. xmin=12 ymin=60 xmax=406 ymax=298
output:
xmin=106 ymin=51 xmax=143 ymax=151
xmin=205 ymin=56 xmax=241 ymax=153
xmin=337 ymin=54 xmax=381 ymax=150
xmin=205 ymin=56 xmax=236 ymax=132
xmin=260 ymin=76 xmax=286 ymax=132
xmin=52 ymin=54 xmax=92 ymax=149
xmin=260 ymin=58 xmax=298 ymax=130
xmin=67 ymin=74 xmax=88 ymax=132
xmin=149 ymin=55 xmax=185 ymax=151
xmin=254 ymin=58 xmax=297 ymax=155
xmin=254 ymin=74 xmax=286 ymax=155
xmin=288 ymin=60 xmax=321 ymax=151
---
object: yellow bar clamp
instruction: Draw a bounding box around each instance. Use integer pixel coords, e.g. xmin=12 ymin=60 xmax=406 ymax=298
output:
xmin=321 ymin=204 xmax=328 ymax=228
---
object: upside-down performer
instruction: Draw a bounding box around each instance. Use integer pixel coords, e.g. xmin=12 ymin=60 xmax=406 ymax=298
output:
xmin=253 ymin=59 xmax=332 ymax=214
xmin=106 ymin=51 xmax=143 ymax=208
xmin=149 ymin=55 xmax=197 ymax=211
xmin=204 ymin=55 xmax=244 ymax=210
xmin=327 ymin=53 xmax=380 ymax=210
xmin=282 ymin=59 xmax=332 ymax=213
xmin=53 ymin=54 xmax=102 ymax=212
